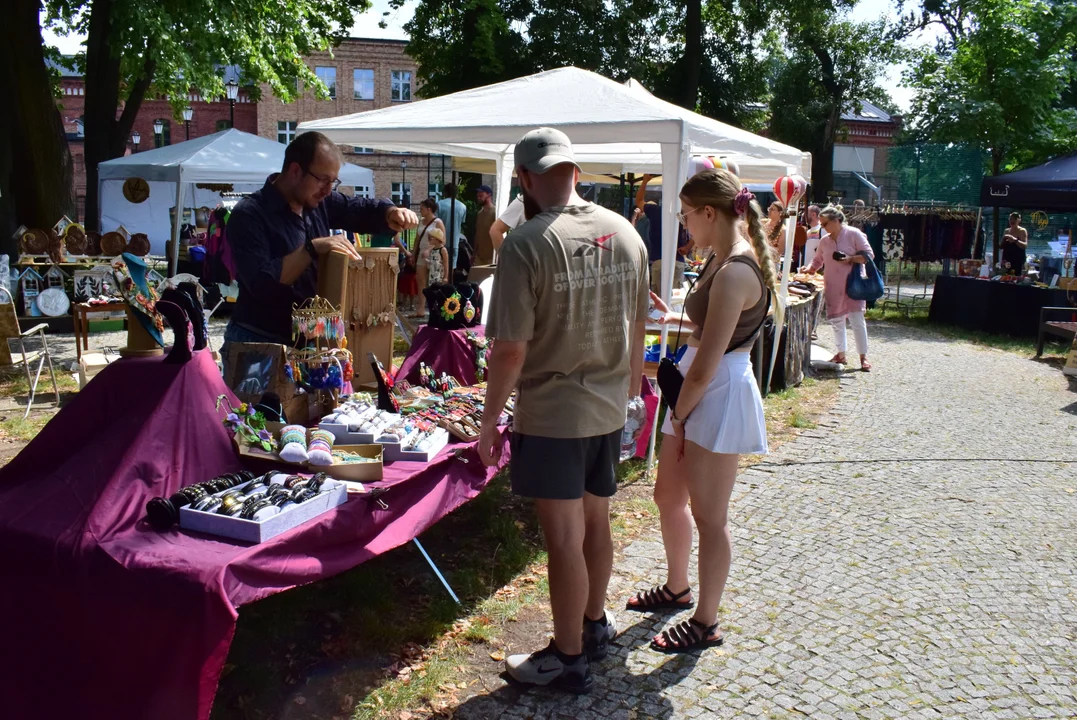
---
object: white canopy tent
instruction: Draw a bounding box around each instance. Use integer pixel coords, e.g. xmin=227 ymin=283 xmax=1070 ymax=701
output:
xmin=299 ymin=67 xmax=810 ymax=469
xmin=98 ymin=129 xmax=374 ymax=274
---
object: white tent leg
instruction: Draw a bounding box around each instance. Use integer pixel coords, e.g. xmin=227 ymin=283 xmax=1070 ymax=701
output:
xmin=647 ymin=140 xmax=689 ymax=476
xmin=170 ymin=181 xmax=185 ymax=277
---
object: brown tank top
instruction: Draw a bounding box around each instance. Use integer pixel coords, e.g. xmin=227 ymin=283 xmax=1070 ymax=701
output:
xmin=683 ymin=254 xmax=769 ymax=348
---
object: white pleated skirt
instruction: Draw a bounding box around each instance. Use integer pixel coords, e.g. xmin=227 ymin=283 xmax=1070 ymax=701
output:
xmin=661 ymin=347 xmax=768 ymax=455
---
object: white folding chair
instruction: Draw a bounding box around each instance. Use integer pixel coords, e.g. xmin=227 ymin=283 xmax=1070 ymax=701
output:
xmin=0 ymin=287 xmax=59 ymax=418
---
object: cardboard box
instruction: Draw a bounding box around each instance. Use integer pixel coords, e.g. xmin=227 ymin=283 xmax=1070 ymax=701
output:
xmin=179 ymin=479 xmax=348 ymax=543
xmin=234 ymin=423 xmax=383 ymax=481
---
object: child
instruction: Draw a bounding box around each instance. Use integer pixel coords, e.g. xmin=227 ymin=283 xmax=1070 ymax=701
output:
xmin=427 ymin=230 xmax=449 ymax=287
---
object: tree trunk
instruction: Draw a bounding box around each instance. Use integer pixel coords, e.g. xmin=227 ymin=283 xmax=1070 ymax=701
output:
xmin=0 ymin=0 xmax=75 ymax=253
xmin=84 ymin=0 xmax=155 ymax=232
xmin=659 ymin=0 xmax=703 ymax=109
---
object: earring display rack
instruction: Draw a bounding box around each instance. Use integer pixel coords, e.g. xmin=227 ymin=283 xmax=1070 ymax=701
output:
xmin=318 ymin=247 xmax=400 ymax=388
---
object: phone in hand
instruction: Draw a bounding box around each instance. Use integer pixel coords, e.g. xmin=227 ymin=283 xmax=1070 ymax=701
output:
xmin=832 ymin=251 xmax=847 ymax=262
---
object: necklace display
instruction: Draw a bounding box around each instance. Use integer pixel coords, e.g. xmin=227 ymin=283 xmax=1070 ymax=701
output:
xmin=466 ymin=331 xmax=489 ymax=383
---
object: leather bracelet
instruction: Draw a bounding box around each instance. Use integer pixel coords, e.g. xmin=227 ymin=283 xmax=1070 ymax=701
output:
xmin=304 ymin=237 xmax=318 ymax=261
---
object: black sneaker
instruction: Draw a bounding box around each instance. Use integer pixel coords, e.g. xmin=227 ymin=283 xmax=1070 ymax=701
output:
xmin=505 ymin=640 xmax=593 ymax=694
xmin=582 ymin=610 xmax=619 ymax=661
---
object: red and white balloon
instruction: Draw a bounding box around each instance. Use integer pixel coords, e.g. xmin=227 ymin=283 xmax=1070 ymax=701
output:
xmin=773 ymin=174 xmax=808 ymax=208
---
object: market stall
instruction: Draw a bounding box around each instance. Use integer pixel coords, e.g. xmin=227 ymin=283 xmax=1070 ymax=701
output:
xmin=928 ymin=275 xmax=1073 ymax=338
xmin=0 ymin=342 xmax=511 ymax=720
xmin=299 ymin=66 xmax=811 ymax=465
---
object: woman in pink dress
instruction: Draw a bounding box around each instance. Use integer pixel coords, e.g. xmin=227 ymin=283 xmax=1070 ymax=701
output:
xmin=800 ymin=205 xmax=875 ymax=371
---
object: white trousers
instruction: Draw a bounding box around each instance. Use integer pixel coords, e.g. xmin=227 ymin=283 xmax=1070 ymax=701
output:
xmin=830 ymin=311 xmax=868 ymax=355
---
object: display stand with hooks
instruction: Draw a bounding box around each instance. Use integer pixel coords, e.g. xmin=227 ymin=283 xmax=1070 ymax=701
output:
xmin=288 ymin=296 xmax=353 ymax=410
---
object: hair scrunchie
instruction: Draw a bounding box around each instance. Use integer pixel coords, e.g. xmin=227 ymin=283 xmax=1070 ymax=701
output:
xmin=733 ymin=187 xmax=755 ymax=217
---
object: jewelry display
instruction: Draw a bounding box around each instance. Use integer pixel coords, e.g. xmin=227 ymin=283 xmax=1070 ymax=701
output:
xmin=288 ymin=296 xmax=352 ymax=407
xmin=145 ymin=470 xmax=256 ymax=530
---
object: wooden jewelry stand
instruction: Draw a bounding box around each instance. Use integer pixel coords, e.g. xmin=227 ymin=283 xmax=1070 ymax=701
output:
xmin=120 ymin=305 xmax=164 ymax=358
xmin=318 ymin=248 xmax=399 ymax=388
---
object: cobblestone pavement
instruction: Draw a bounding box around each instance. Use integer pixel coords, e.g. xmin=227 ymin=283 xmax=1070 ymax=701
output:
xmin=45 ymin=319 xmax=229 ymax=370
xmin=453 ymin=323 xmax=1077 ymax=719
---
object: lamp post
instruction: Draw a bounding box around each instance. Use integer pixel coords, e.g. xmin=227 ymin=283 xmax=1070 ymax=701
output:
xmin=153 ymin=118 xmax=164 ymax=148
xmin=182 ymin=106 xmax=193 ymax=140
xmin=131 ymin=130 xmax=141 ymax=153
xmin=225 ymin=79 xmax=239 ymax=128
xmin=401 ymin=159 xmax=408 ymax=207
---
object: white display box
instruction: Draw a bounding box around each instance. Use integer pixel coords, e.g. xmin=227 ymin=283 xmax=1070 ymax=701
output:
xmin=317 ymin=421 xmax=376 ymax=445
xmin=179 ymin=479 xmax=348 ymax=544
xmin=380 ymin=427 xmax=451 ymax=463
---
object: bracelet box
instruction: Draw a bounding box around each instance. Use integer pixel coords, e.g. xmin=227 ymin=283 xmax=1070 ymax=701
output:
xmin=235 ymin=439 xmax=384 ymax=482
xmin=379 ymin=427 xmax=451 ymax=463
xmin=316 ymin=421 xmax=376 ymax=446
xmin=179 ymin=479 xmax=348 ymax=544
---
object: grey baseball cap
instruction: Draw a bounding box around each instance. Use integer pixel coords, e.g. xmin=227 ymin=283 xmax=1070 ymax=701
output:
xmin=514 ymin=127 xmax=581 ymax=174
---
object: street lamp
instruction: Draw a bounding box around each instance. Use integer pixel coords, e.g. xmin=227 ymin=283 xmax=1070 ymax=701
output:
xmin=225 ymin=79 xmax=239 ymax=128
xmin=153 ymin=118 xmax=164 ymax=147
xmin=182 ymin=106 xmax=193 ymax=140
xmin=401 ymin=160 xmax=408 ymax=207
xmin=131 ymin=130 xmax=141 ymax=153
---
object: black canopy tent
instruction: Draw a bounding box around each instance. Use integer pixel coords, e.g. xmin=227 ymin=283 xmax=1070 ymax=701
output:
xmin=980 ymin=151 xmax=1077 ymax=261
xmin=980 ymin=151 xmax=1077 ymax=211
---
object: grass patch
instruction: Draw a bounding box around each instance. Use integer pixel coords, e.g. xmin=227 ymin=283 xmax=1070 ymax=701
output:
xmin=0 ymin=365 xmax=79 ymax=399
xmin=0 ymin=412 xmax=55 ymax=443
xmin=865 ymin=306 xmax=1058 ymax=357
xmin=787 ymin=409 xmax=816 ymax=429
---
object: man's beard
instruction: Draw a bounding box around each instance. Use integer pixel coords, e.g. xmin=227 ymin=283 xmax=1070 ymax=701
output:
xmin=522 ymin=187 xmax=541 ymax=221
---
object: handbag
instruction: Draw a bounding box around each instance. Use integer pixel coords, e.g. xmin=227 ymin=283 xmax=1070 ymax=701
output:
xmin=845 ymin=251 xmax=885 ymax=302
xmin=657 ymin=255 xmax=770 ymax=412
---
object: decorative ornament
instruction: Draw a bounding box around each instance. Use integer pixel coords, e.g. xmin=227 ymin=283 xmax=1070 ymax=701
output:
xmin=466 ymin=331 xmax=490 ymax=383
xmin=773 ymin=174 xmax=808 ymax=210
xmin=441 ymin=292 xmax=462 ymax=321
xmin=216 ymin=395 xmax=275 ymax=452
xmin=122 ymin=177 xmax=151 ymax=204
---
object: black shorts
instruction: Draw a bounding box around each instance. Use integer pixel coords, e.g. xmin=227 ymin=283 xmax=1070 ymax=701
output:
xmin=509 ymin=428 xmax=623 ymax=500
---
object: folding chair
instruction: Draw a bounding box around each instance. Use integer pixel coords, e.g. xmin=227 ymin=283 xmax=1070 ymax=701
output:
xmin=0 ymin=287 xmax=60 ymax=418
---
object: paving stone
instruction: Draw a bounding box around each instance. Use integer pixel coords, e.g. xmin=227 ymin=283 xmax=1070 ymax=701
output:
xmin=444 ymin=323 xmax=1077 ymax=718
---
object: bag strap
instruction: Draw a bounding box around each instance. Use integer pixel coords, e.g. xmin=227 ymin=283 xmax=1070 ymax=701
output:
xmin=671 ymin=252 xmax=716 ymax=361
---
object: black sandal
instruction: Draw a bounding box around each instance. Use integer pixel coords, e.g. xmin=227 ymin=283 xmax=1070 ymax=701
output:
xmin=650 ymin=617 xmax=724 ymax=654
xmin=625 ymin=584 xmax=693 ymax=613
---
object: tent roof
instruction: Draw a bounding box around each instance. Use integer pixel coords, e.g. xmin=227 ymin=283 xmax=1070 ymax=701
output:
xmin=299 ymin=67 xmax=810 ymax=181
xmin=98 ymin=129 xmax=374 ymax=187
xmin=980 ymin=151 xmax=1077 ymax=211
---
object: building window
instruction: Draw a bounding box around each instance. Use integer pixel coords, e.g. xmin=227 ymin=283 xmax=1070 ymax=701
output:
xmin=353 ymin=146 xmax=374 ymax=154
xmin=154 ymin=120 xmax=171 ymax=147
xmin=391 ymin=70 xmax=412 ymax=102
xmin=278 ymin=121 xmax=298 ymax=145
xmin=428 ymin=182 xmax=441 ymax=201
xmin=315 ymin=66 xmax=337 ymax=99
xmin=216 ymin=119 xmax=230 ymax=132
xmin=391 ymin=182 xmax=412 ymax=205
xmin=353 ymin=69 xmax=375 ymax=100
xmin=354 ymin=185 xmax=373 ymax=199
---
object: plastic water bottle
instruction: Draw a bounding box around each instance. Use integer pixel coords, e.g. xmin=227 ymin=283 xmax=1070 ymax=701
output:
xmin=620 ymin=396 xmax=647 ymax=461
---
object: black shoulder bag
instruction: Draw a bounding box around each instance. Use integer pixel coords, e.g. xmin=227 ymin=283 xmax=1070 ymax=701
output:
xmin=656 ymin=255 xmax=770 ymax=412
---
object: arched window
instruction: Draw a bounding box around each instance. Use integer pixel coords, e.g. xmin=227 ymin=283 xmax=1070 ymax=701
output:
xmin=154 ymin=119 xmax=172 ymax=147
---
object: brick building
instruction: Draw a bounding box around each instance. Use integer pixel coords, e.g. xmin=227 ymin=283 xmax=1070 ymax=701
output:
xmin=256 ymin=38 xmax=445 ymax=205
xmin=51 ymin=59 xmax=258 ymax=222
xmin=831 ymin=100 xmax=902 ymax=203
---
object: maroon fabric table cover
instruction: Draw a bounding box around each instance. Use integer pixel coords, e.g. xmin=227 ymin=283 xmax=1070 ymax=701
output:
xmin=396 ymin=324 xmax=485 ymax=388
xmin=0 ymin=350 xmax=509 ymax=720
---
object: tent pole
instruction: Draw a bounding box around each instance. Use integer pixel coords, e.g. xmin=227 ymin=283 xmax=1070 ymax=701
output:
xmin=449 ymin=170 xmax=458 ymax=279
xmin=170 ymin=180 xmax=185 ymax=277
xmin=973 ymin=207 xmax=983 ymax=259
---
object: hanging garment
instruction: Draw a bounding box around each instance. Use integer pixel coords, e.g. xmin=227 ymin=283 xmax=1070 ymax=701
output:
xmin=884 ymin=229 xmax=905 ymax=260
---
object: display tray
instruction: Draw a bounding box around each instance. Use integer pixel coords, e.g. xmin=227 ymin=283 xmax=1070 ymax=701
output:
xmin=380 ymin=427 xmax=451 ymax=463
xmin=235 ymin=438 xmax=384 ymax=482
xmin=317 ymin=421 xmax=377 ymax=446
xmin=179 ymin=479 xmax=348 ymax=544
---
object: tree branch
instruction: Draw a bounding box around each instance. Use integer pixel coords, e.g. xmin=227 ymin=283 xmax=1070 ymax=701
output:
xmin=114 ymin=43 xmax=157 ymax=148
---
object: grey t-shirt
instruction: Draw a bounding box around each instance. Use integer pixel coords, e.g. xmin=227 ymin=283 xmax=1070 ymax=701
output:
xmin=488 ymin=203 xmax=649 ymax=438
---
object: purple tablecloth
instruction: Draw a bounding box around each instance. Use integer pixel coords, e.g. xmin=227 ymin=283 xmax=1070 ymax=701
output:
xmin=397 ymin=324 xmax=485 ymax=387
xmin=0 ymin=350 xmax=509 ymax=720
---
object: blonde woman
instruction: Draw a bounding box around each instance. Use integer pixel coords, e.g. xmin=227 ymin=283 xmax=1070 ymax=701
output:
xmin=630 ymin=168 xmax=781 ymax=652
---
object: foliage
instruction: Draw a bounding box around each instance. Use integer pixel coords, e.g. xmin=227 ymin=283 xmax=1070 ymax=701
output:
xmin=768 ymin=14 xmax=906 ymax=200
xmin=903 ymin=0 xmax=1077 ymax=174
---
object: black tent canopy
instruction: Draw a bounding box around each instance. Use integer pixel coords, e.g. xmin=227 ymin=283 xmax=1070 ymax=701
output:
xmin=980 ymin=151 xmax=1077 ymax=211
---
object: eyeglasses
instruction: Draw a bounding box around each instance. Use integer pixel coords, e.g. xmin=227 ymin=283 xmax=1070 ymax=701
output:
xmin=304 ymin=169 xmax=342 ymax=191
xmin=676 ymin=206 xmax=703 ymax=224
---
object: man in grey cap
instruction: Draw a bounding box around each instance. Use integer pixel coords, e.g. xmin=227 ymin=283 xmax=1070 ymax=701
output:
xmin=478 ymin=127 xmax=649 ymax=694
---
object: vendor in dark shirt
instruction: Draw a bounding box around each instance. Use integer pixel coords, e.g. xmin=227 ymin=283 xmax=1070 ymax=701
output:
xmin=222 ymin=132 xmax=418 ymax=362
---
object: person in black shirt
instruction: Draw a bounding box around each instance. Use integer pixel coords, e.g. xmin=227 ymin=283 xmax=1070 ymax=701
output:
xmin=222 ymin=132 xmax=418 ymax=363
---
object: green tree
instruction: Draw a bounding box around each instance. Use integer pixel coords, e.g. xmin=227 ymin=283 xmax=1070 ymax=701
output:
xmin=904 ymin=0 xmax=1077 ymax=176
xmin=768 ymin=16 xmax=905 ymax=202
xmin=0 ymin=0 xmax=75 ymax=246
xmin=37 ymin=0 xmax=374 ymax=231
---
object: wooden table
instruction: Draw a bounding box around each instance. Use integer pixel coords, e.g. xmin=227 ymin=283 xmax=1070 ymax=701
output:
xmin=73 ymin=302 xmax=126 ymax=361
